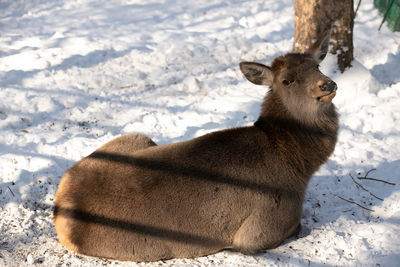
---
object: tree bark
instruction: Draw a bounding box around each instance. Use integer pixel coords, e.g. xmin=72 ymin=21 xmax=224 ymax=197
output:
xmin=293 ymin=0 xmax=354 ymax=72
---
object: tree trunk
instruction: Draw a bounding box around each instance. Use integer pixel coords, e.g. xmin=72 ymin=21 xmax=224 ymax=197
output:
xmin=293 ymin=0 xmax=354 ymax=72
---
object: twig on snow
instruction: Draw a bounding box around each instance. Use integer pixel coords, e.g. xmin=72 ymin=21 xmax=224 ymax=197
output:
xmin=357 ymin=168 xmax=396 ymax=186
xmin=354 ymin=0 xmax=362 ymax=19
xmin=364 ymin=168 xmax=376 ymax=177
xmin=120 ymin=85 xmax=134 ymax=89
xmin=336 ymin=195 xmax=375 ymax=212
xmin=349 ymin=173 xmax=383 ymax=201
xmin=7 ymin=186 xmax=15 ymax=197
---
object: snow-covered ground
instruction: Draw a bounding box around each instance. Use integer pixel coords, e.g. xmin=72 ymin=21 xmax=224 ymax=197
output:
xmin=1 ymin=0 xmax=400 ymax=266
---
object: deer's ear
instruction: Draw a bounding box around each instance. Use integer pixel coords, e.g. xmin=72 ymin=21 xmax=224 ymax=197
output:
xmin=240 ymin=62 xmax=273 ymax=86
xmin=306 ymin=30 xmax=331 ymax=63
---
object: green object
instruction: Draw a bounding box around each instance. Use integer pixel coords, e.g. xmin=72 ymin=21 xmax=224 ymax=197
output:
xmin=374 ymin=0 xmax=400 ymax=31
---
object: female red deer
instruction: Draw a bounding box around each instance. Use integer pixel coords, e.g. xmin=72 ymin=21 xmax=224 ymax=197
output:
xmin=54 ymin=31 xmax=338 ymax=262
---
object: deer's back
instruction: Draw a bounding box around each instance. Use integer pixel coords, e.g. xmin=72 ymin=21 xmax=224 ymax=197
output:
xmin=54 ymin=125 xmax=324 ymax=260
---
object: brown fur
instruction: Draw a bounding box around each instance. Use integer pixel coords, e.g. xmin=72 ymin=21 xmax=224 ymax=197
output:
xmin=53 ymin=32 xmax=338 ymax=262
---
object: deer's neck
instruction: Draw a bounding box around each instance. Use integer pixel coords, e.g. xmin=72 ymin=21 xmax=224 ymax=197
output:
xmin=255 ymin=91 xmax=338 ymax=184
xmin=255 ymin=91 xmax=338 ymax=138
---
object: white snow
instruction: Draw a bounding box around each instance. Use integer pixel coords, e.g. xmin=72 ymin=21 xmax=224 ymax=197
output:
xmin=1 ymin=0 xmax=400 ymax=266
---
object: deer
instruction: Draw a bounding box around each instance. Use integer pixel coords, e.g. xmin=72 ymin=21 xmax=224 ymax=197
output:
xmin=53 ymin=30 xmax=338 ymax=262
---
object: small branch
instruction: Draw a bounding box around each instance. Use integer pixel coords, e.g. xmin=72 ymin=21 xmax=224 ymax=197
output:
xmin=336 ymin=195 xmax=374 ymax=212
xmin=350 ymin=174 xmax=383 ymax=201
xmin=7 ymin=186 xmax=15 ymax=197
xmin=354 ymin=0 xmax=362 ymax=19
xmin=364 ymin=168 xmax=376 ymax=177
xmin=120 ymin=85 xmax=134 ymax=89
xmin=358 ymin=176 xmax=396 ymax=186
xmin=379 ymin=0 xmax=396 ymax=31
xmin=357 ymin=169 xmax=396 ymax=186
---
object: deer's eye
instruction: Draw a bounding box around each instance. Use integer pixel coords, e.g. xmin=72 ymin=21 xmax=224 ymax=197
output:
xmin=282 ymin=79 xmax=294 ymax=86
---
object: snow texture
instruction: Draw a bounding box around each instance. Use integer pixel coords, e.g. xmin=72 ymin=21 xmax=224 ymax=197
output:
xmin=1 ymin=0 xmax=400 ymax=266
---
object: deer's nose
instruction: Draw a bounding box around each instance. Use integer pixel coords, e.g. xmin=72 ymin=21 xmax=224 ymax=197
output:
xmin=320 ymin=81 xmax=337 ymax=93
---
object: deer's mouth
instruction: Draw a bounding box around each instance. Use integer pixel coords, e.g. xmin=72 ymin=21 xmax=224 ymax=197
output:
xmin=316 ymin=89 xmax=336 ymax=102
